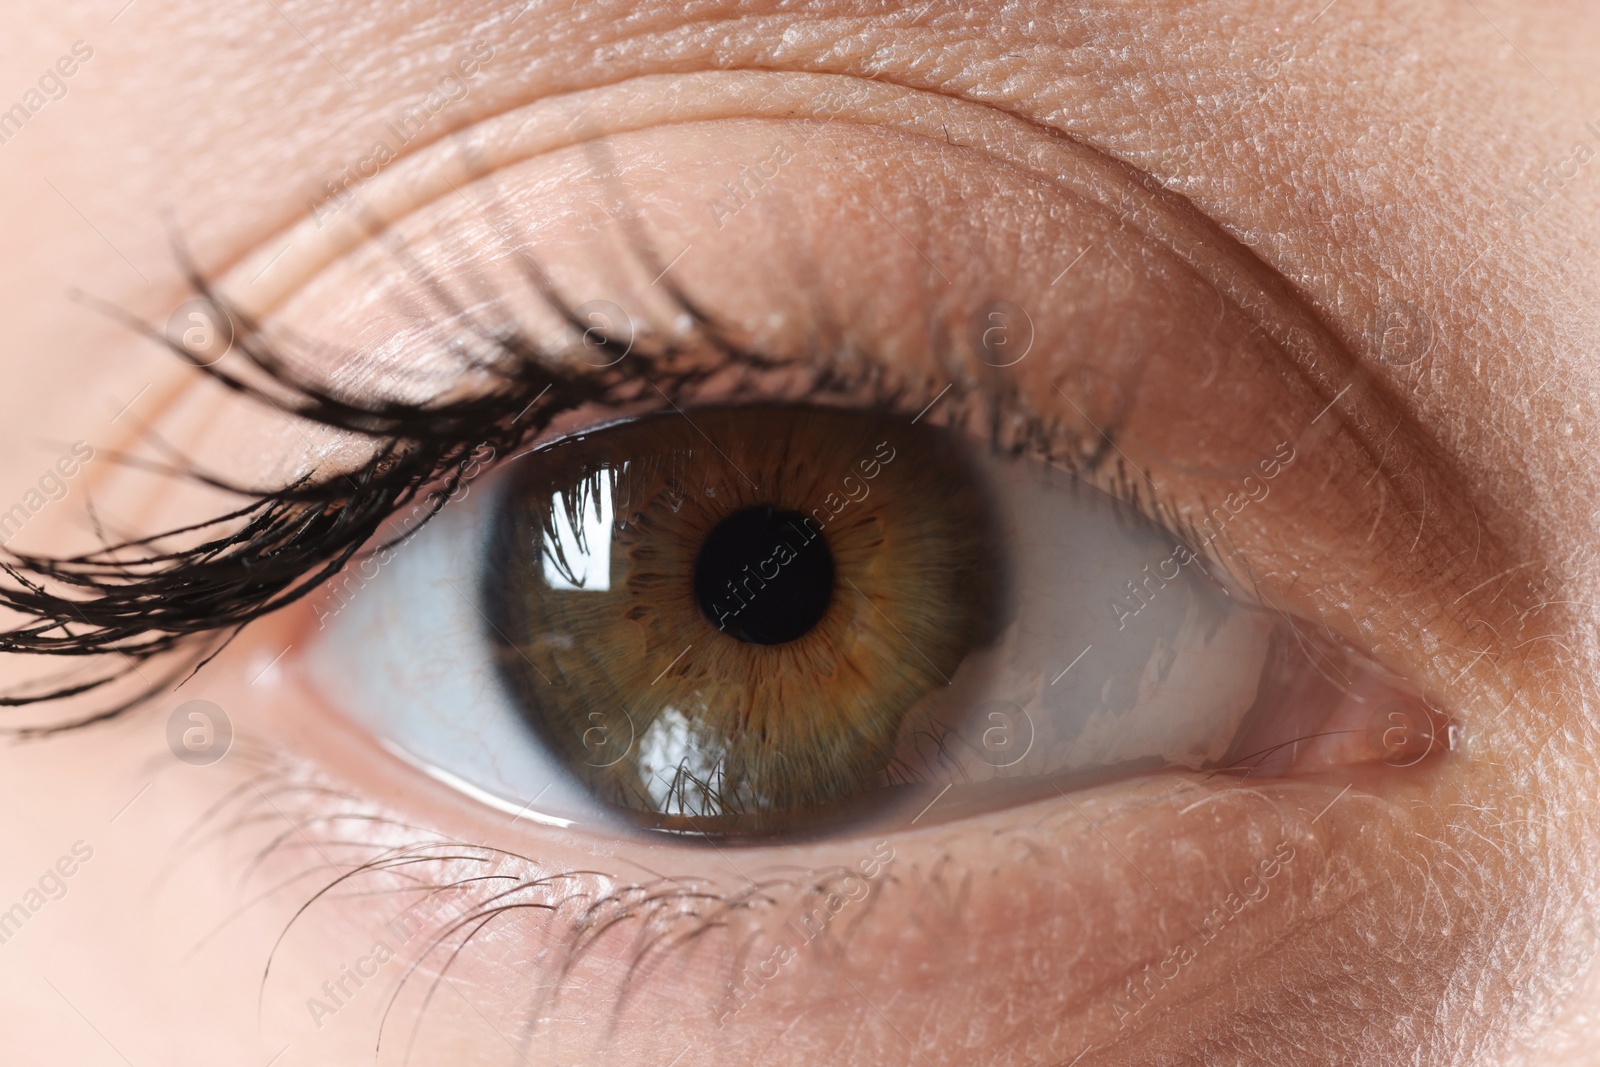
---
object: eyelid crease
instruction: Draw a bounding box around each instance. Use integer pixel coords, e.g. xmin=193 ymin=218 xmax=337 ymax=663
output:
xmin=13 ymin=68 xmax=1487 ymax=739
xmin=218 ymin=65 xmax=1426 ymax=561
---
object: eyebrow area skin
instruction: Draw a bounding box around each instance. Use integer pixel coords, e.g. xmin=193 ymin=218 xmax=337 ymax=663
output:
xmin=0 ymin=2 xmax=1597 ymax=1066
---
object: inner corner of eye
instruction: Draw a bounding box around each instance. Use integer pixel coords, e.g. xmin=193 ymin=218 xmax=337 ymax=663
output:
xmin=312 ymin=403 xmax=1444 ymax=843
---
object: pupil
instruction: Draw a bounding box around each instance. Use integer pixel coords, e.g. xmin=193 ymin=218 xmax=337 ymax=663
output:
xmin=693 ymin=506 xmax=834 ymax=645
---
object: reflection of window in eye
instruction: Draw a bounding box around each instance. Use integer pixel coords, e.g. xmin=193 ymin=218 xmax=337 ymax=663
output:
xmin=3 ymin=6 xmax=1597 ymax=1065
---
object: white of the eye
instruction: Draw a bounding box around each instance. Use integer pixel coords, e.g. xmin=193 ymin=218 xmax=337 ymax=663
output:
xmin=952 ymin=451 xmax=1273 ymax=784
xmin=305 ymin=480 xmax=620 ymax=827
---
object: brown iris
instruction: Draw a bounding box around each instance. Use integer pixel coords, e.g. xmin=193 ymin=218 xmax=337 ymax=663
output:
xmin=485 ymin=406 xmax=1004 ymax=837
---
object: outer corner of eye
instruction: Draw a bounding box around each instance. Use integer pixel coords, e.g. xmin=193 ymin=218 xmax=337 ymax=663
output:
xmin=294 ymin=399 xmax=1447 ymax=845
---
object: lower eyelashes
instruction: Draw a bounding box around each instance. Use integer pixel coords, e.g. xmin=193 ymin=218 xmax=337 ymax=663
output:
xmin=485 ymin=406 xmax=1006 ymax=837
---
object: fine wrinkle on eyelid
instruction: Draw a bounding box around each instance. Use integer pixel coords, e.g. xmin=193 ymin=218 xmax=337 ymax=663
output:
xmin=215 ymin=65 xmax=1422 ymax=509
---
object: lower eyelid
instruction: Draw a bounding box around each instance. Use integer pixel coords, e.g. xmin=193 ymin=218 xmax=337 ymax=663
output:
xmin=212 ymin=664 xmax=1407 ymax=1065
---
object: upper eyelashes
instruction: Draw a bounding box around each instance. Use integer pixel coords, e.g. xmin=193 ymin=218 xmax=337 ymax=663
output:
xmin=0 ymin=94 xmax=1435 ymax=766
xmin=0 ymin=249 xmax=837 ymax=733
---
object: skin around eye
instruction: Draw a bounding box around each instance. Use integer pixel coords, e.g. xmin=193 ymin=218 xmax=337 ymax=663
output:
xmin=0 ymin=100 xmax=1501 ymax=1067
xmin=150 ymin=75 xmax=1527 ymax=1067
xmin=5 ymin=4 xmax=1600 ymax=1065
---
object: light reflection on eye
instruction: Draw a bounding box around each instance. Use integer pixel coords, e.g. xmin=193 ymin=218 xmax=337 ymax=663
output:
xmin=303 ymin=398 xmax=1432 ymax=841
xmin=541 ymin=474 xmax=615 ymax=592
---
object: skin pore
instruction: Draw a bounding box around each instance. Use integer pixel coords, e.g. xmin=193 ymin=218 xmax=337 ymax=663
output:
xmin=0 ymin=1 xmax=1598 ymax=1065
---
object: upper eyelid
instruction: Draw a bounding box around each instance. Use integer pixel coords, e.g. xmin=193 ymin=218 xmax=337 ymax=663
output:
xmin=204 ymin=61 xmax=1411 ymax=471
xmin=206 ymin=64 xmax=1395 ymax=483
xmin=216 ymin=68 xmax=1295 ymax=335
xmin=218 ymin=64 xmax=1398 ymax=492
xmin=7 ymin=67 xmax=1473 ymax=729
xmin=217 ymin=66 xmax=1412 ymax=496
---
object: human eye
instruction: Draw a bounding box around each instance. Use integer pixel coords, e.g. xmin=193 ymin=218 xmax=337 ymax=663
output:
xmin=309 ymin=378 xmax=1435 ymax=841
xmin=240 ymin=88 xmax=1448 ymax=851
xmin=151 ymin=86 xmax=1444 ymax=846
xmin=5 ymin=5 xmax=1592 ymax=1066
